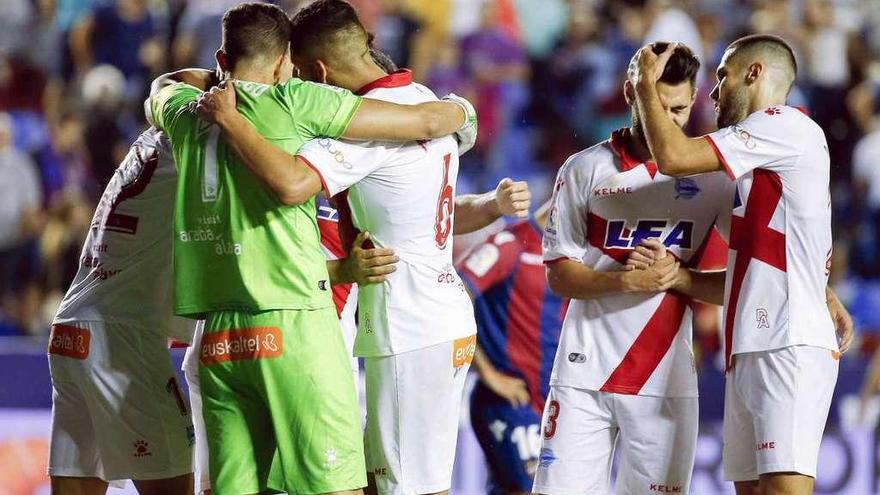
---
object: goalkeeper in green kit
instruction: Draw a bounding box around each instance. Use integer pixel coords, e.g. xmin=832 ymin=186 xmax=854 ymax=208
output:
xmin=148 ymin=3 xmax=476 ymax=495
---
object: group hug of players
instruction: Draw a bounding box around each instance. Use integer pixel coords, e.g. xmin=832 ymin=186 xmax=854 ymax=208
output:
xmin=45 ymin=1 xmax=855 ymax=494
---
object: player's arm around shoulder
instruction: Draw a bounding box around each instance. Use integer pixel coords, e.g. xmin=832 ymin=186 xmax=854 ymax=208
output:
xmin=341 ymin=93 xmax=476 ymax=142
xmin=197 ymin=83 xmax=323 ymax=206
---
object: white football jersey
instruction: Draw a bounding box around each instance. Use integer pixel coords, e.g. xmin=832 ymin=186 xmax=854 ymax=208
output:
xmin=54 ymin=128 xmax=194 ymax=342
xmin=706 ymin=106 xmax=838 ymax=369
xmin=298 ymin=70 xmax=476 ymax=357
xmin=543 ymin=129 xmax=735 ymax=397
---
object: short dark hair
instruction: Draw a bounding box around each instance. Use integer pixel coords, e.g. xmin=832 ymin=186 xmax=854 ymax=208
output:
xmin=627 ymin=42 xmax=701 ymax=89
xmin=727 ymin=34 xmax=797 ymax=77
xmin=221 ymin=3 xmax=291 ymax=69
xmin=655 ymin=42 xmax=701 ymax=87
xmin=290 ymin=0 xmax=369 ymax=64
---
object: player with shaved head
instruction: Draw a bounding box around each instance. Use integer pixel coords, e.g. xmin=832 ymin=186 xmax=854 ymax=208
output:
xmin=630 ymin=35 xmax=853 ymax=495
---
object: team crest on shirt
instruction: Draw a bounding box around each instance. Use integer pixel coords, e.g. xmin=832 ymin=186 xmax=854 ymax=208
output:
xmin=756 ymin=308 xmax=770 ymax=329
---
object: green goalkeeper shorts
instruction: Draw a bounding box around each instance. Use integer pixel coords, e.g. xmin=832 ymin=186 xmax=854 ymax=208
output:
xmin=198 ymin=307 xmax=366 ymax=495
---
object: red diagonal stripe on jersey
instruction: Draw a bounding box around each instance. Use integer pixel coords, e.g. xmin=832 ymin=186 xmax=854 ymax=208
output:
xmin=586 ymin=213 xmax=631 ymax=264
xmin=599 ymin=293 xmax=688 ymax=394
xmin=723 ymin=169 xmax=786 ymax=371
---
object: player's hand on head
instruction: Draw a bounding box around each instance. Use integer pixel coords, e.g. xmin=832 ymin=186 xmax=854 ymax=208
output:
xmin=347 ymin=231 xmax=399 ymax=286
xmin=482 ymin=368 xmax=531 ymax=408
xmin=495 ymin=178 xmax=531 ymax=218
xmin=633 ymin=42 xmax=677 ymax=87
xmin=195 ymin=81 xmax=238 ymax=125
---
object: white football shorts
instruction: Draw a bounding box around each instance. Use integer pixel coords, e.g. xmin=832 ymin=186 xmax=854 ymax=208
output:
xmin=364 ymin=335 xmax=475 ymax=495
xmin=533 ymin=386 xmax=698 ymax=495
xmin=48 ymin=321 xmax=193 ymax=482
xmin=723 ymin=345 xmax=838 ymax=481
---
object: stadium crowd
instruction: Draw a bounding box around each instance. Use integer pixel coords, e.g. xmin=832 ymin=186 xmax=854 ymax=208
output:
xmin=0 ymin=0 xmax=878 ymax=367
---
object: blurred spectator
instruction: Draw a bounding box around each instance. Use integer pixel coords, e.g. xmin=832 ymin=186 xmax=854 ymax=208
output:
xmin=69 ymin=0 xmax=164 ymax=91
xmin=511 ymin=0 xmax=568 ymax=59
xmin=0 ymin=54 xmax=47 ymax=114
xmin=426 ymin=39 xmax=473 ymax=99
xmin=0 ymin=113 xmax=44 ymax=335
xmin=850 ymin=115 xmax=880 ymax=278
xmin=459 ymin=0 xmax=529 ymax=154
xmin=80 ymin=64 xmax=130 ymax=190
xmin=373 ymin=0 xmax=422 ymax=68
xmin=544 ymin=1 xmax=618 ymax=144
xmin=0 ymin=0 xmax=34 ymax=56
xmin=642 ymin=0 xmax=704 ymax=65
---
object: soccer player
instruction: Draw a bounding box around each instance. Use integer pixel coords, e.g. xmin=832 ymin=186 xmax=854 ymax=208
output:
xmin=190 ymin=2 xmax=528 ymax=493
xmin=148 ymin=3 xmax=477 ymax=494
xmin=629 ymin=36 xmax=852 ymax=495
xmin=48 ymin=129 xmax=197 ymax=495
xmin=457 ymin=201 xmax=566 ymax=495
xmin=534 ymin=43 xmax=737 ymax=495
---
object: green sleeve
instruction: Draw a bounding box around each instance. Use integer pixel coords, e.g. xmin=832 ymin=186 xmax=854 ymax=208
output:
xmin=150 ymin=82 xmax=201 ymax=136
xmin=283 ymin=80 xmax=363 ymax=139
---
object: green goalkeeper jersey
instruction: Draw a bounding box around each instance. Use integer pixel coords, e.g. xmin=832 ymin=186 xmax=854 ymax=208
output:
xmin=151 ymin=79 xmax=363 ymax=317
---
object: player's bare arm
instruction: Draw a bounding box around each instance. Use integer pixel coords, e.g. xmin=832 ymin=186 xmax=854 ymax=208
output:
xmin=343 ymin=93 xmax=477 ymax=141
xmin=546 ymin=253 xmax=679 ymax=300
xmin=473 ymin=344 xmax=530 ymax=408
xmin=626 ymin=239 xmax=726 ymax=305
xmin=826 ymin=286 xmax=853 ymax=354
xmin=149 ymin=68 xmax=217 ymax=97
xmin=454 ymin=178 xmax=531 ymax=235
xmin=193 ymin=84 xmax=321 ymax=205
xmin=632 ymin=44 xmax=724 ymax=177
xmin=328 ymin=231 xmax=399 ymax=285
xmin=196 ymin=84 xmax=476 ymax=205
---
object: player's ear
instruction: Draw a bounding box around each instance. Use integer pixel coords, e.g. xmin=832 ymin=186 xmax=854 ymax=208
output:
xmin=745 ymin=62 xmax=762 ymax=85
xmin=623 ymin=79 xmax=635 ymax=105
xmin=316 ymin=60 xmax=329 ymax=85
xmin=271 ymin=52 xmax=286 ymax=83
xmin=215 ymin=50 xmax=229 ymax=75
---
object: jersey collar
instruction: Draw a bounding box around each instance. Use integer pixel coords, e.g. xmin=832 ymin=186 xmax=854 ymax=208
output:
xmin=355 ymin=69 xmax=414 ymax=96
xmin=609 ymin=128 xmax=658 ymax=179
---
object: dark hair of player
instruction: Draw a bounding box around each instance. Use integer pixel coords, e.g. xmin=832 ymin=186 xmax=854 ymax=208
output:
xmin=654 ymin=42 xmax=701 ymax=88
xmin=221 ymin=3 xmax=292 ymax=70
xmin=289 ymin=0 xmax=369 ymax=66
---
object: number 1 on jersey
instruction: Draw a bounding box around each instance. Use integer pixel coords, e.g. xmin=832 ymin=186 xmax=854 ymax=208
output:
xmin=202 ymin=125 xmax=220 ymax=202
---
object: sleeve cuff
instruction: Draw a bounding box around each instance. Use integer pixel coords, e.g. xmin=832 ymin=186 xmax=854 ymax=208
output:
xmin=705 ymin=135 xmax=736 ymax=180
xmin=330 ymin=96 xmax=364 ymax=138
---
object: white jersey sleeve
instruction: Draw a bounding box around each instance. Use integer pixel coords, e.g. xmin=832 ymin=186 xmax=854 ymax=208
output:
xmin=543 ymin=155 xmax=592 ymax=264
xmin=706 ymin=107 xmax=803 ymax=180
xmin=298 ymin=138 xmax=396 ymax=198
